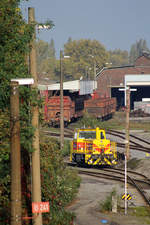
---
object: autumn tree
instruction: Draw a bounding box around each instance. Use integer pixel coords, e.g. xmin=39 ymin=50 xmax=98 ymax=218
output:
xmin=36 ymin=39 xmax=56 ymax=80
xmin=0 ymin=2 xmax=80 ymax=224
xmin=129 ymin=39 xmax=150 ymax=64
xmin=0 ymin=0 xmax=34 ymax=223
xmin=0 ymin=0 xmax=33 ymax=109
xmin=108 ymin=49 xmax=129 ymax=67
xmin=60 ymin=38 xmax=109 ymax=80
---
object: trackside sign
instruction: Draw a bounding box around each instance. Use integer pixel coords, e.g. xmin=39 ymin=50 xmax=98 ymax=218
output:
xmin=32 ymin=202 xmax=50 ymax=213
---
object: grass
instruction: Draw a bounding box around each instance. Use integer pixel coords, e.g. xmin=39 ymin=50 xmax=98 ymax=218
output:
xmin=129 ymin=207 xmax=150 ymax=224
xmin=127 ymin=158 xmax=141 ymax=170
xmin=99 ymin=191 xmax=150 ymax=224
xmin=42 ymin=111 xmax=150 ymax=133
xmin=69 ymin=112 xmax=150 ymax=132
xmin=62 ymin=140 xmax=71 ymax=156
xmin=99 ymin=189 xmax=117 ymax=212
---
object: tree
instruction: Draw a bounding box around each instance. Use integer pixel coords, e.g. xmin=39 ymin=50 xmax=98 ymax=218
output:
xmin=108 ymin=49 xmax=129 ymax=67
xmin=63 ymin=39 xmax=109 ymax=80
xmin=36 ymin=39 xmax=56 ymax=80
xmin=0 ymin=0 xmax=33 ymax=109
xmin=129 ymin=39 xmax=150 ymax=64
xmin=0 ymin=2 xmax=79 ymax=224
xmin=0 ymin=0 xmax=34 ymax=223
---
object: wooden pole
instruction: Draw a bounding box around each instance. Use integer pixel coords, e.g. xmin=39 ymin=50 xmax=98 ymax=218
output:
xmin=10 ymin=81 xmax=22 ymax=225
xmin=60 ymin=50 xmax=64 ymax=150
xmin=28 ymin=7 xmax=43 ymax=225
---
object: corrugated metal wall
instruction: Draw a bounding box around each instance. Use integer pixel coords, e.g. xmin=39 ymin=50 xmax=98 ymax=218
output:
xmin=79 ymin=80 xmax=97 ymax=95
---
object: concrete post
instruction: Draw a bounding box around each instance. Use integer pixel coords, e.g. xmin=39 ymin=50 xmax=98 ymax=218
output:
xmin=28 ymin=7 xmax=43 ymax=225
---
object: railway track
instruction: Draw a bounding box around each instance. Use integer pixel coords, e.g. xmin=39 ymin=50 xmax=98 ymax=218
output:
xmin=65 ymin=127 xmax=150 ymax=150
xmin=41 ymin=128 xmax=150 ymax=153
xmin=69 ymin=165 xmax=150 ymax=207
xmin=107 ymin=129 xmax=150 ymax=147
xmin=42 ymin=128 xmax=150 ymax=206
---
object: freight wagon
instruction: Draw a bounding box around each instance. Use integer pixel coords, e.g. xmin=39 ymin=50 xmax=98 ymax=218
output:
xmin=84 ymin=92 xmax=116 ymax=120
xmin=46 ymin=95 xmax=84 ymax=126
xmin=84 ymin=97 xmax=116 ymax=120
xmin=44 ymin=93 xmax=116 ymax=126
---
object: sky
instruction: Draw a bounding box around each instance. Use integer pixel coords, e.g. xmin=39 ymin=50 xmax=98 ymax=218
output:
xmin=20 ymin=0 xmax=150 ymax=58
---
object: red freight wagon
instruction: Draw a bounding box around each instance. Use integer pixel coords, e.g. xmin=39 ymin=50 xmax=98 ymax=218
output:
xmin=42 ymin=89 xmax=116 ymax=126
xmin=84 ymin=96 xmax=116 ymax=120
xmin=46 ymin=95 xmax=84 ymax=126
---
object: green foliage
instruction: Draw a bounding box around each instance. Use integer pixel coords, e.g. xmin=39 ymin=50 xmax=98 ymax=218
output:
xmin=0 ymin=110 xmax=11 ymax=224
xmin=129 ymin=39 xmax=150 ymax=64
xmin=63 ymin=39 xmax=109 ymax=80
xmin=36 ymin=39 xmax=56 ymax=80
xmin=129 ymin=207 xmax=150 ymax=224
xmin=0 ymin=0 xmax=33 ymax=109
xmin=130 ymin=206 xmax=150 ymax=217
xmin=108 ymin=49 xmax=129 ymax=66
xmin=100 ymin=189 xmax=116 ymax=212
xmin=62 ymin=140 xmax=71 ymax=157
xmin=78 ymin=112 xmax=102 ymax=128
xmin=0 ymin=1 xmax=81 ymax=224
xmin=0 ymin=1 xmax=36 ymax=223
xmin=40 ymin=137 xmax=81 ymax=225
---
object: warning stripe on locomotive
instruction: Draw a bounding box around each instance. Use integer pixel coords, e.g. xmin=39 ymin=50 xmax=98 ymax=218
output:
xmin=73 ymin=142 xmax=111 ymax=153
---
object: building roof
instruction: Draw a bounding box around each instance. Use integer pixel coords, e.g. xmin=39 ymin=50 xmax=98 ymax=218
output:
xmin=96 ymin=54 xmax=150 ymax=97
xmin=125 ymin=74 xmax=150 ymax=86
xmin=38 ymin=80 xmax=97 ymax=95
xmin=97 ymin=54 xmax=150 ymax=87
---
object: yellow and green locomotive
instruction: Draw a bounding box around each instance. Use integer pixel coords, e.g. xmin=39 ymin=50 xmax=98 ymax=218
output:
xmin=70 ymin=127 xmax=117 ymax=166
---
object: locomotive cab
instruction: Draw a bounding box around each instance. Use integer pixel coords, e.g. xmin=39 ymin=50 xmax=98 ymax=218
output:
xmin=70 ymin=127 xmax=117 ymax=166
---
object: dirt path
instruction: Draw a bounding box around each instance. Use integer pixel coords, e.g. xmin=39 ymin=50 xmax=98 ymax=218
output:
xmin=67 ymin=174 xmax=149 ymax=225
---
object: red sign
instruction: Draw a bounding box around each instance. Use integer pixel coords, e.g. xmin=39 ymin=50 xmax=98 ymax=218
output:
xmin=32 ymin=202 xmax=50 ymax=213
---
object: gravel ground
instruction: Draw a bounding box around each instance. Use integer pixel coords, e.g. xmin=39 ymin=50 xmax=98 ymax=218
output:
xmin=67 ymin=173 xmax=150 ymax=225
xmin=67 ymin=131 xmax=150 ymax=225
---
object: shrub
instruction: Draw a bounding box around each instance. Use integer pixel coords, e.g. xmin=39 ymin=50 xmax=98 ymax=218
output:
xmin=62 ymin=140 xmax=71 ymax=157
xmin=40 ymin=137 xmax=81 ymax=224
xmin=100 ymin=189 xmax=116 ymax=212
xmin=78 ymin=112 xmax=100 ymax=128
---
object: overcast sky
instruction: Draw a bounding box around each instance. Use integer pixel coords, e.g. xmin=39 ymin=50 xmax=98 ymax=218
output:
xmin=21 ymin=0 xmax=150 ymax=58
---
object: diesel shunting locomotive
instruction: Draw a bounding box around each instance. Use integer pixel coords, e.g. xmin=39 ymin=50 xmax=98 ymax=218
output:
xmin=70 ymin=127 xmax=117 ymax=166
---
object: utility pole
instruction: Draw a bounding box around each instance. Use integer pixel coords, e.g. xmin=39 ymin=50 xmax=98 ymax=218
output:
xmin=28 ymin=7 xmax=43 ymax=225
xmin=125 ymin=87 xmax=130 ymax=160
xmin=94 ymin=60 xmax=96 ymax=90
xmin=60 ymin=50 xmax=64 ymax=150
xmin=10 ymin=81 xmax=22 ymax=225
xmin=124 ymin=86 xmax=130 ymax=215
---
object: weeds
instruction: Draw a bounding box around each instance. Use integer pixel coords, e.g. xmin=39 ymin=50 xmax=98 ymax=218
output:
xmin=129 ymin=207 xmax=150 ymax=224
xmin=100 ymin=189 xmax=117 ymax=212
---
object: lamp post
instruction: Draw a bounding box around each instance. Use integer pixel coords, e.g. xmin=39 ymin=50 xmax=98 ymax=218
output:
xmin=60 ymin=50 xmax=70 ymax=150
xmin=60 ymin=50 xmax=64 ymax=150
xmin=88 ymin=54 xmax=97 ymax=89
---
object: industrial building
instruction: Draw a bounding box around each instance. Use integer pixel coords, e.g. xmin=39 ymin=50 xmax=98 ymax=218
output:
xmin=96 ymin=53 xmax=150 ymax=110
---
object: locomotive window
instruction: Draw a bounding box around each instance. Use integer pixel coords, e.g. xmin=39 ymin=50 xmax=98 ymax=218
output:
xmin=79 ymin=131 xmax=96 ymax=139
xmin=74 ymin=132 xmax=77 ymax=139
xmin=100 ymin=132 xmax=104 ymax=139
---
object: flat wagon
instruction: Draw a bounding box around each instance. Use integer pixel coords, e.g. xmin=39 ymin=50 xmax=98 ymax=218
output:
xmin=84 ymin=93 xmax=116 ymax=120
